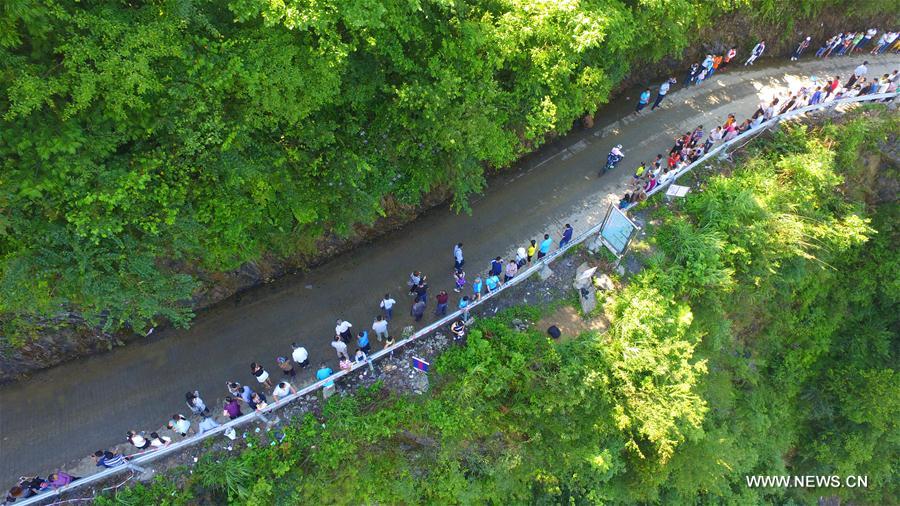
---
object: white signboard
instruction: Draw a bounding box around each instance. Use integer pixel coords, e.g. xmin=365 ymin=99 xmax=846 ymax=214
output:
xmin=599 ymin=205 xmax=640 ymax=257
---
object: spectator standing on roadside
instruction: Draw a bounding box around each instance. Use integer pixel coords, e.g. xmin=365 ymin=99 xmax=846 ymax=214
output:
xmin=291 ymin=343 xmax=310 ymax=368
xmin=848 ymin=32 xmax=865 ymax=54
xmin=651 ymin=77 xmax=675 ymax=110
xmin=223 ymin=397 xmax=242 ymax=420
xmin=39 ymin=472 xmax=78 ymax=491
xmin=744 ymin=40 xmax=765 ymax=65
xmin=250 ymin=362 xmax=275 ymax=389
xmin=93 ymin=450 xmax=127 ymax=469
xmin=354 ymin=348 xmax=367 ymax=363
xmin=808 ymin=86 xmax=824 ymax=105
xmin=407 ymin=271 xmax=421 ymax=296
xmin=515 ymin=247 xmax=527 ymax=268
xmin=459 ymin=296 xmax=471 ymax=322
xmin=527 ymin=240 xmax=537 ymax=263
xmin=276 ymin=356 xmax=296 ymax=379
xmin=453 ymin=243 xmax=464 ymax=270
xmin=472 ymin=275 xmax=483 ymax=300
xmin=847 ymin=61 xmax=868 ymax=88
xmin=227 ymin=381 xmax=255 ymax=404
xmin=413 ymin=278 xmax=429 ymax=303
xmin=721 ymin=47 xmax=736 ymax=71
xmin=435 ymin=290 xmax=449 ymax=316
xmin=635 ymin=88 xmax=651 ymax=113
xmin=538 ymin=234 xmax=553 ymax=259
xmin=485 ymin=273 xmax=501 ymax=293
xmin=168 ymin=414 xmax=191 ymax=435
xmin=316 ymin=363 xmax=334 ymax=387
xmin=335 ymin=319 xmax=353 ymax=341
xmin=251 ymin=392 xmax=268 ymax=411
xmin=331 ymin=336 xmax=350 ymax=360
xmin=197 ymin=416 xmax=220 ymax=435
xmin=791 ymin=37 xmax=811 ymax=61
xmin=185 ymin=390 xmax=209 ymax=417
xmin=272 ymin=381 xmax=297 ymax=401
xmin=856 ymin=28 xmax=876 ymax=52
xmin=373 ymin=315 xmax=389 ymax=341
xmin=411 ymin=299 xmax=426 ymax=322
xmin=559 ymin=224 xmax=573 ymax=248
xmin=504 ymin=259 xmax=518 ymax=282
xmin=453 ymin=269 xmax=466 ymax=292
xmin=126 ymin=430 xmax=151 ymax=450
xmin=357 ymin=330 xmax=371 ymax=354
xmin=275 ymin=357 xmax=297 ymax=379
xmin=487 ymin=257 xmax=501 ymax=278
xmin=824 ymin=75 xmax=840 ymax=99
xmin=380 ymin=294 xmax=396 ymax=320
xmin=149 ymin=432 xmax=171 ymax=448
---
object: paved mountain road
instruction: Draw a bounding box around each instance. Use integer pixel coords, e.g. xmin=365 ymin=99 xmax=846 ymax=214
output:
xmin=0 ymin=55 xmax=896 ymax=484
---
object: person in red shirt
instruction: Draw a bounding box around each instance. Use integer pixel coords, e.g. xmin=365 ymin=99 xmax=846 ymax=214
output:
xmin=825 ymin=75 xmax=841 ymax=99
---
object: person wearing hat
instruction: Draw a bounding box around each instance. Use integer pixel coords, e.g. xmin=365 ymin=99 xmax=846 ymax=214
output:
xmin=276 ymin=356 xmax=296 ymax=379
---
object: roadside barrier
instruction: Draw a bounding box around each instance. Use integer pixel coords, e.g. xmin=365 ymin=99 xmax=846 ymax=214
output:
xmin=15 ymin=90 xmax=898 ymax=506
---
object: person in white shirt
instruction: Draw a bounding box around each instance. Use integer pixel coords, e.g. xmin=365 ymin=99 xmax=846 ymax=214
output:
xmin=335 ymin=319 xmax=353 ymax=340
xmin=379 ymin=293 xmax=396 ymax=320
xmin=744 ymin=40 xmax=765 ymax=65
xmin=372 ymin=315 xmax=389 ymax=341
xmin=846 ymin=61 xmax=868 ymax=88
xmin=197 ymin=416 xmax=220 ymax=435
xmin=452 ymin=242 xmax=464 ymax=270
xmin=331 ymin=336 xmax=350 ymax=360
xmin=271 ymin=381 xmax=297 ymax=401
xmin=149 ymin=432 xmax=171 ymax=448
xmin=651 ymin=77 xmax=676 ymax=110
xmin=291 ymin=342 xmax=309 ymax=368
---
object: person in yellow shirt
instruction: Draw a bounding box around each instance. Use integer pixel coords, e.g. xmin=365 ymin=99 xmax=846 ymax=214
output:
xmin=526 ymin=240 xmax=537 ymax=264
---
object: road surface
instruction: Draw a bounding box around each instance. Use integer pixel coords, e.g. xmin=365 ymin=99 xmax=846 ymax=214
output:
xmin=0 ymin=54 xmax=896 ymax=484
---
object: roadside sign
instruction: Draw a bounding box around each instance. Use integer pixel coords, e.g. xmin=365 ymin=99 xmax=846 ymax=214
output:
xmin=598 ymin=205 xmax=640 ymax=257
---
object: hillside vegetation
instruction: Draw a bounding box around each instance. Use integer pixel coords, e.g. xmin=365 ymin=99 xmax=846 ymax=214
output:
xmin=97 ymin=111 xmax=899 ymax=505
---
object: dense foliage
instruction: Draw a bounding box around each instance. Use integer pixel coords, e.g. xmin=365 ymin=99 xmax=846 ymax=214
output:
xmin=96 ymin=113 xmax=899 ymax=504
xmin=1 ymin=0 xmax=894 ymax=342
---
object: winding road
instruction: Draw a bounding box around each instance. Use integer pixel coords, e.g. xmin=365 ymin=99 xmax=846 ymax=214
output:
xmin=0 ymin=54 xmax=897 ymax=484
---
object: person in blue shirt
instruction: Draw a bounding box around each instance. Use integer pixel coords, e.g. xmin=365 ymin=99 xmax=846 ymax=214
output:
xmin=558 ymin=224 xmax=573 ymax=248
xmin=472 ymin=276 xmax=483 ymax=300
xmin=357 ymin=331 xmax=370 ymax=354
xmin=635 ymin=88 xmax=651 ymax=113
xmin=458 ymin=295 xmax=470 ymax=321
xmin=485 ymin=274 xmax=501 ymax=292
xmin=316 ymin=363 xmax=334 ymax=387
xmin=538 ymin=234 xmax=553 ymax=259
xmin=490 ymin=257 xmax=503 ymax=276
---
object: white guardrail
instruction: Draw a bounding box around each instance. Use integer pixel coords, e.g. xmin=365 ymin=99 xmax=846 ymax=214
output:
xmin=16 ymin=90 xmax=897 ymax=505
